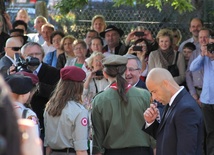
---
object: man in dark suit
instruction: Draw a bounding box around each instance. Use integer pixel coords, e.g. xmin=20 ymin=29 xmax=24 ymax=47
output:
xmin=20 ymin=42 xmax=60 ymax=144
xmin=0 ymin=37 xmax=22 ymax=78
xmin=124 ymin=54 xmax=147 ymax=89
xmin=143 ymin=68 xmax=203 ymax=155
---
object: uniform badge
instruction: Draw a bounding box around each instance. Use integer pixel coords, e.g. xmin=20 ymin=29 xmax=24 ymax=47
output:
xmin=27 ymin=115 xmax=39 ymax=125
xmin=81 ymin=117 xmax=88 ymax=126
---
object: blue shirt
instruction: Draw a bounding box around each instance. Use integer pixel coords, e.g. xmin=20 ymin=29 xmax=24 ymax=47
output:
xmin=190 ymin=55 xmax=214 ymax=104
xmin=44 ymin=50 xmax=57 ymax=68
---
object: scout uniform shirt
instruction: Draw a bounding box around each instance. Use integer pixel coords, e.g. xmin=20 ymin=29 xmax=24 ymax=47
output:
xmin=14 ymin=101 xmax=40 ymax=135
xmin=92 ymin=83 xmax=156 ymax=154
xmin=44 ymin=100 xmax=89 ymax=151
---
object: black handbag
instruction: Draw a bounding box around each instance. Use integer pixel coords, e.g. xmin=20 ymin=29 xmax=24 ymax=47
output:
xmin=167 ymin=52 xmax=179 ymax=77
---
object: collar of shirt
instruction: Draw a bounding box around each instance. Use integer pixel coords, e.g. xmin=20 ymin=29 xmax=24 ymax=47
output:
xmin=107 ymin=48 xmax=115 ymax=54
xmin=34 ymin=63 xmax=42 ymax=75
xmin=14 ymin=101 xmax=25 ymax=109
xmin=133 ymin=79 xmax=140 ymax=87
xmin=5 ymin=54 xmax=16 ymax=65
xmin=169 ymin=86 xmax=184 ymax=106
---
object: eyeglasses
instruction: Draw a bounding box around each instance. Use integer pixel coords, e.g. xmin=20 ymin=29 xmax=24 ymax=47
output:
xmin=7 ymin=47 xmax=22 ymax=51
xmin=27 ymin=53 xmax=42 ymax=57
xmin=127 ymin=67 xmax=140 ymax=72
xmin=74 ymin=47 xmax=85 ymax=51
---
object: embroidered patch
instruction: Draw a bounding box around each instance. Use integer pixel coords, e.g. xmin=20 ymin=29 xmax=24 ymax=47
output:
xmin=81 ymin=117 xmax=88 ymax=126
xmin=27 ymin=115 xmax=39 ymax=125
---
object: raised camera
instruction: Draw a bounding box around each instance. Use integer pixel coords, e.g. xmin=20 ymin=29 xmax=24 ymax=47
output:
xmin=95 ymin=70 xmax=103 ymax=76
xmin=14 ymin=53 xmax=40 ymax=72
xmin=207 ymin=43 xmax=214 ymax=54
xmin=134 ymin=31 xmax=145 ymax=37
xmin=133 ymin=46 xmax=142 ymax=51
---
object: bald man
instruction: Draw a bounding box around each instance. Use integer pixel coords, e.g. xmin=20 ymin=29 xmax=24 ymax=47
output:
xmin=0 ymin=37 xmax=22 ymax=78
xmin=142 ymin=68 xmax=203 ymax=155
xmin=178 ymin=18 xmax=203 ymax=52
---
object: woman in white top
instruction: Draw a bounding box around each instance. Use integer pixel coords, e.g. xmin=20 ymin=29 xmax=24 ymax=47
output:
xmin=83 ymin=52 xmax=109 ymax=109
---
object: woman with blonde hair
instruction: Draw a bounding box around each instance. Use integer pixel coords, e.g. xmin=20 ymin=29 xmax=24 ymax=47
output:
xmin=91 ymin=15 xmax=107 ymax=34
xmin=57 ymin=35 xmax=76 ymax=69
xmin=148 ymin=28 xmax=185 ymax=85
xmin=172 ymin=28 xmax=182 ymax=51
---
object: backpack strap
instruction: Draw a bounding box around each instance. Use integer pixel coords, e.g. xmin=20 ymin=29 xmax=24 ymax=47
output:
xmin=22 ymin=108 xmax=28 ymax=118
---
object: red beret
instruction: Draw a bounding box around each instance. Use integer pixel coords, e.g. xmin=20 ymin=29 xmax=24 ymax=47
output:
xmin=60 ymin=66 xmax=86 ymax=82
xmin=16 ymin=71 xmax=39 ymax=85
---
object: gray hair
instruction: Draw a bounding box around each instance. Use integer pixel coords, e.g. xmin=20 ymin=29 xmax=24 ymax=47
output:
xmin=123 ymin=54 xmax=142 ymax=70
xmin=21 ymin=42 xmax=45 ymax=58
xmin=87 ymin=51 xmax=105 ymax=69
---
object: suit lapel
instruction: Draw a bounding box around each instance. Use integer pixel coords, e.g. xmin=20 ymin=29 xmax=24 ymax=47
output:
xmin=157 ymin=88 xmax=187 ymax=134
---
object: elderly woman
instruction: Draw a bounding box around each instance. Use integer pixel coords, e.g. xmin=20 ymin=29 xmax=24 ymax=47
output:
xmin=65 ymin=39 xmax=88 ymax=72
xmin=148 ymin=28 xmax=185 ymax=85
xmin=83 ymin=52 xmax=109 ymax=109
xmin=57 ymin=35 xmax=76 ymax=69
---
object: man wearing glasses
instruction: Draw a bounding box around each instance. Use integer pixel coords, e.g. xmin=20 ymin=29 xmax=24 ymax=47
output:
xmin=124 ymin=54 xmax=147 ymax=89
xmin=0 ymin=37 xmax=22 ymax=78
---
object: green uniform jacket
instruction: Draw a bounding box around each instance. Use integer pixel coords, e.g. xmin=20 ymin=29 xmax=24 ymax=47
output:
xmin=92 ymin=86 xmax=156 ymax=154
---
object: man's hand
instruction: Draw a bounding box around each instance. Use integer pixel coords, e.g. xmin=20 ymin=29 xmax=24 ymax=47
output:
xmin=7 ymin=65 xmax=17 ymax=75
xmin=144 ymin=103 xmax=159 ymax=123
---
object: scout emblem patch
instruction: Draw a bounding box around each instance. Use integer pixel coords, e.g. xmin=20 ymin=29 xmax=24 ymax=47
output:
xmin=81 ymin=117 xmax=88 ymax=126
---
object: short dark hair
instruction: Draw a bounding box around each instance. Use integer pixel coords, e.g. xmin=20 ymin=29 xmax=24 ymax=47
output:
xmin=183 ymin=42 xmax=196 ymax=51
xmin=50 ymin=31 xmax=65 ymax=44
xmin=12 ymin=20 xmax=27 ymax=31
xmin=90 ymin=36 xmax=104 ymax=46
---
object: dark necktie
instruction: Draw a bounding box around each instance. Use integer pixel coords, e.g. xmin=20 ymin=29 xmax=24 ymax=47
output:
xmin=161 ymin=104 xmax=170 ymax=122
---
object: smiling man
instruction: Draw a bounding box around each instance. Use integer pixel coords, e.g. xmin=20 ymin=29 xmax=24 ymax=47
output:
xmin=124 ymin=54 xmax=147 ymax=89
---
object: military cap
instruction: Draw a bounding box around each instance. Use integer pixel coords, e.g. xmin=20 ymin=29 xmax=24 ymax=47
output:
xmin=5 ymin=74 xmax=33 ymax=95
xmin=16 ymin=71 xmax=39 ymax=85
xmin=60 ymin=66 xmax=86 ymax=82
xmin=102 ymin=55 xmax=128 ymax=66
xmin=100 ymin=25 xmax=124 ymax=38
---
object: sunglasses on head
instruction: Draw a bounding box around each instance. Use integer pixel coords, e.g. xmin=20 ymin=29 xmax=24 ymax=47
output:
xmin=7 ymin=47 xmax=22 ymax=51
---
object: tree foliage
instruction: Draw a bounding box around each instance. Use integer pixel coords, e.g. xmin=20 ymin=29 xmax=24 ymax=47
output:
xmin=55 ymin=0 xmax=195 ymax=15
xmin=54 ymin=0 xmax=88 ymax=15
xmin=113 ymin=0 xmax=195 ymax=14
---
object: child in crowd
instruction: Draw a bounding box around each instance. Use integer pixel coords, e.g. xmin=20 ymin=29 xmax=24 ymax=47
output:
xmin=182 ymin=42 xmax=196 ymax=69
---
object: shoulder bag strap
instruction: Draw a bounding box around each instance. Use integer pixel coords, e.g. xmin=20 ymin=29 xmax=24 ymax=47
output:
xmin=174 ymin=52 xmax=179 ymax=65
xmin=22 ymin=108 xmax=28 ymax=118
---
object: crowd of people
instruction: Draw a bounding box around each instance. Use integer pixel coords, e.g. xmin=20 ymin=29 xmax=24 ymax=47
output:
xmin=0 ymin=8 xmax=214 ymax=155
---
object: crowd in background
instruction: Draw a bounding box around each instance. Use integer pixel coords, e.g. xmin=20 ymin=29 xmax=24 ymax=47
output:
xmin=0 ymin=7 xmax=214 ymax=155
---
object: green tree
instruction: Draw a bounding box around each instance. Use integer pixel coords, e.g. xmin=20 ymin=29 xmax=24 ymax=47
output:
xmin=55 ymin=0 xmax=195 ymax=15
xmin=113 ymin=0 xmax=195 ymax=14
xmin=54 ymin=0 xmax=88 ymax=14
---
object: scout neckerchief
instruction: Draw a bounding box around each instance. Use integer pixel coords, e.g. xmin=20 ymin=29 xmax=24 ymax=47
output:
xmin=110 ymin=82 xmax=132 ymax=93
